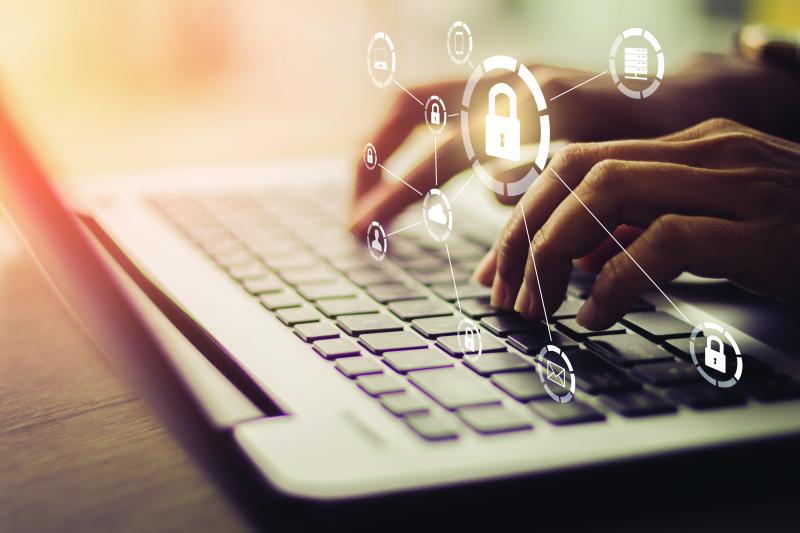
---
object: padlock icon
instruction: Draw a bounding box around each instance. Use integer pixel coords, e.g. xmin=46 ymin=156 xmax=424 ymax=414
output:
xmin=464 ymin=329 xmax=475 ymax=352
xmin=366 ymin=146 xmax=374 ymax=165
xmin=704 ymin=335 xmax=726 ymax=373
xmin=430 ymin=102 xmax=441 ymax=125
xmin=485 ymin=82 xmax=520 ymax=161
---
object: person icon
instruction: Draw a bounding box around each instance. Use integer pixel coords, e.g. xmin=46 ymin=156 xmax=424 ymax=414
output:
xmin=371 ymin=228 xmax=383 ymax=252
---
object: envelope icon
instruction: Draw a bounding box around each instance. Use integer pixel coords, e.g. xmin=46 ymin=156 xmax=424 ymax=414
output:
xmin=546 ymin=360 xmax=566 ymax=387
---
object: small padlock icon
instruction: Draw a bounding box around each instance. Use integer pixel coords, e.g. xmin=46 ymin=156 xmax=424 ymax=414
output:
xmin=430 ymin=102 xmax=441 ymax=125
xmin=464 ymin=329 xmax=475 ymax=352
xmin=704 ymin=335 xmax=726 ymax=373
xmin=366 ymin=146 xmax=374 ymax=165
xmin=485 ymin=82 xmax=520 ymax=162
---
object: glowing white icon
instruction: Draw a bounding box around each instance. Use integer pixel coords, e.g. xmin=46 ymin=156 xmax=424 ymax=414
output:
xmin=363 ymin=142 xmax=377 ymax=171
xmin=624 ymin=47 xmax=648 ymax=80
xmin=446 ymin=21 xmax=473 ymax=65
xmin=367 ymin=32 xmax=396 ymax=88
xmin=546 ymin=359 xmax=566 ymax=387
xmin=422 ymin=188 xmax=452 ymax=242
xmin=366 ymin=221 xmax=387 ymax=262
xmin=430 ymin=102 xmax=441 ymax=125
xmin=485 ymin=82 xmax=520 ymax=162
xmin=427 ymin=203 xmax=447 ymax=225
xmin=373 ymin=47 xmax=388 ymax=71
xmin=704 ymin=335 xmax=727 ymax=373
xmin=458 ymin=318 xmax=483 ymax=361
xmin=424 ymin=95 xmax=447 ymax=135
xmin=454 ymin=31 xmax=464 ymax=55
xmin=464 ymin=330 xmax=475 ymax=351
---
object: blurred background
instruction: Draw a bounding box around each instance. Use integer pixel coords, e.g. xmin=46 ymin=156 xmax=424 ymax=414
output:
xmin=0 ymin=0 xmax=797 ymax=183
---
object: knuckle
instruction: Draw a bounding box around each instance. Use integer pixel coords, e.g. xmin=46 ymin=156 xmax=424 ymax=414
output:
xmin=552 ymin=142 xmax=589 ymax=171
xmin=531 ymin=226 xmax=551 ymax=255
xmin=582 ymin=159 xmax=624 ymax=194
xmin=649 ymin=214 xmax=688 ymax=253
xmin=700 ymin=117 xmax=741 ymax=133
xmin=595 ymin=255 xmax=627 ymax=302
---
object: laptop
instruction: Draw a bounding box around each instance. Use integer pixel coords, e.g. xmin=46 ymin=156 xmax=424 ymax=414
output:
xmin=2 ymin=91 xmax=800 ymax=510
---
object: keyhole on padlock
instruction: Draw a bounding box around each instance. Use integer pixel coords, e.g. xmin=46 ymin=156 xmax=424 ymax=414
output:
xmin=500 ymin=133 xmax=505 ymax=147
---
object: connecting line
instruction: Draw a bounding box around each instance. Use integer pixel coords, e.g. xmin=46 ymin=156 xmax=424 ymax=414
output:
xmin=434 ymin=136 xmax=438 ymax=186
xmin=378 ymin=164 xmax=424 ymax=196
xmin=386 ymin=220 xmax=422 ymax=237
xmin=393 ymin=79 xmax=424 ymax=106
xmin=445 ymin=243 xmax=462 ymax=313
xmin=448 ymin=113 xmax=459 ymax=117
xmin=450 ymin=173 xmax=475 ymax=204
xmin=549 ymin=167 xmax=691 ymax=322
xmin=549 ymin=71 xmax=608 ymax=101
xmin=519 ymin=205 xmax=553 ymax=342
xmin=468 ymin=59 xmax=475 ymax=69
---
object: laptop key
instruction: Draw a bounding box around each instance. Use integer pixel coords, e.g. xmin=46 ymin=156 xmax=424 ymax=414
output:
xmin=228 ymin=261 xmax=272 ymax=281
xmin=380 ymin=392 xmax=431 ymax=416
xmin=630 ymin=361 xmax=700 ymax=386
xmin=404 ymin=413 xmax=459 ymax=441
xmin=528 ymin=399 xmax=606 ymax=425
xmin=295 ymin=280 xmax=356 ymax=301
xmin=461 ymin=297 xmax=503 ymax=319
xmin=359 ymin=331 xmax=428 ymax=354
xmin=316 ymin=297 xmax=380 ymax=318
xmin=622 ymin=311 xmax=694 ymax=340
xmin=491 ymin=372 xmax=551 ymax=401
xmin=551 ymin=348 xmax=641 ymax=394
xmin=346 ymin=269 xmax=396 ymax=287
xmin=260 ymin=291 xmax=303 ymax=311
xmin=367 ymin=284 xmax=426 ymax=303
xmin=506 ymin=330 xmax=578 ymax=355
xmin=436 ymin=333 xmax=507 ymax=356
xmin=457 ymin=405 xmax=532 ymax=434
xmin=275 ymin=306 xmax=322 ymax=326
xmin=481 ymin=314 xmax=545 ymax=336
xmin=336 ymin=313 xmax=404 ymax=336
xmin=383 ymin=348 xmax=454 ymax=373
xmin=666 ymin=383 xmax=746 ymax=409
xmin=356 ymin=374 xmax=406 ymax=396
xmin=388 ymin=299 xmax=453 ymax=321
xmin=588 ymin=335 xmax=676 ymax=366
xmin=411 ymin=315 xmax=463 ymax=338
xmin=335 ymin=357 xmax=384 ymax=378
xmin=557 ymin=319 xmax=626 ymax=339
xmin=552 ymin=299 xmax=583 ymax=319
xmin=463 ymin=352 xmax=534 ymax=376
xmin=663 ymin=337 xmax=705 ymax=361
xmin=412 ymin=270 xmax=469 ymax=286
xmin=294 ymin=321 xmax=340 ymax=342
xmin=242 ymin=276 xmax=284 ymax=295
xmin=313 ymin=338 xmax=361 ymax=360
xmin=281 ymin=266 xmax=339 ymax=286
xmin=431 ymin=281 xmax=492 ymax=302
xmin=600 ymin=391 xmax=677 ymax=417
xmin=408 ymin=367 xmax=502 ymax=410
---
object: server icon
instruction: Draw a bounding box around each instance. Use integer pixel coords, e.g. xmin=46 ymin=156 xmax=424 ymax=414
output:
xmin=624 ymin=47 xmax=648 ymax=80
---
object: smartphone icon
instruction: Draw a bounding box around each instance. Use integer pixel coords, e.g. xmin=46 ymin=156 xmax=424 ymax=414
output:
xmin=455 ymin=31 xmax=464 ymax=55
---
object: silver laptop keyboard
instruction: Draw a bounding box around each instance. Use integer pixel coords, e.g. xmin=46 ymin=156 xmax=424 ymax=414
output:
xmin=148 ymin=187 xmax=800 ymax=441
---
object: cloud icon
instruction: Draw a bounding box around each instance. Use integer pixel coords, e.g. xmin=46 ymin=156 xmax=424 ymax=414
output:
xmin=427 ymin=203 xmax=448 ymax=225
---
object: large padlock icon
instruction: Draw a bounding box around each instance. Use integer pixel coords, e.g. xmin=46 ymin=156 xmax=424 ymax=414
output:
xmin=366 ymin=146 xmax=374 ymax=165
xmin=704 ymin=335 xmax=726 ymax=373
xmin=464 ymin=329 xmax=475 ymax=352
xmin=485 ymin=82 xmax=520 ymax=161
xmin=430 ymin=102 xmax=441 ymax=125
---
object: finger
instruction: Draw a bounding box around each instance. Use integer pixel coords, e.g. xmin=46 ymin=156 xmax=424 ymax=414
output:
xmin=576 ymin=214 xmax=753 ymax=330
xmin=575 ymin=226 xmax=642 ymax=273
xmin=472 ymin=247 xmax=496 ymax=286
xmin=349 ymin=134 xmax=468 ymax=234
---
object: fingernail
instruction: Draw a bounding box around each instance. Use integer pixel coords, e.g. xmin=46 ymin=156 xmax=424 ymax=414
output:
xmin=514 ymin=288 xmax=532 ymax=317
xmin=577 ymin=298 xmax=601 ymax=330
xmin=472 ymin=249 xmax=496 ymax=286
xmin=491 ymin=275 xmax=507 ymax=308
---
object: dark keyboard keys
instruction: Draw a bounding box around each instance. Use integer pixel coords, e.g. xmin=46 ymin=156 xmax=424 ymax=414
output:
xmin=404 ymin=412 xmax=459 ymax=441
xmin=435 ymin=333 xmax=507 ymax=356
xmin=552 ymin=299 xmax=583 ymax=319
xmin=506 ymin=330 xmax=578 ymax=355
xmin=555 ymin=349 xmax=641 ymax=394
xmin=463 ymin=352 xmax=534 ymax=376
xmin=411 ymin=315 xmax=463 ymax=338
xmin=408 ymin=367 xmax=502 ymax=409
xmin=313 ymin=338 xmax=361 ymax=360
xmin=480 ymin=314 xmax=544 ymax=336
xmin=622 ymin=311 xmax=694 ymax=340
xmin=457 ymin=405 xmax=532 ymax=434
xmin=294 ymin=321 xmax=341 ymax=342
xmin=367 ymin=284 xmax=426 ymax=303
xmin=316 ymin=297 xmax=380 ymax=318
xmin=413 ymin=270 xmax=469 ymax=286
xmin=528 ymin=399 xmax=606 ymax=425
xmin=276 ymin=306 xmax=322 ymax=326
xmin=260 ymin=291 xmax=303 ymax=310
xmin=490 ymin=372 xmax=551 ymax=401
xmin=336 ymin=313 xmax=404 ymax=336
xmin=356 ymin=374 xmax=406 ymax=396
xmin=663 ymin=337 xmax=705 ymax=361
xmin=380 ymin=392 xmax=431 ymax=416
xmin=588 ymin=335 xmax=675 ymax=366
xmin=460 ymin=297 xmax=503 ymax=319
xmin=359 ymin=330 xmax=428 ymax=354
xmin=557 ymin=318 xmax=626 ymax=338
xmin=431 ymin=281 xmax=492 ymax=302
xmin=630 ymin=361 xmax=700 ymax=386
xmin=383 ymin=348 xmax=454 ymax=373
xmin=666 ymin=383 xmax=746 ymax=410
xmin=600 ymin=391 xmax=677 ymax=417
xmin=335 ymin=357 xmax=384 ymax=378
xmin=388 ymin=299 xmax=453 ymax=321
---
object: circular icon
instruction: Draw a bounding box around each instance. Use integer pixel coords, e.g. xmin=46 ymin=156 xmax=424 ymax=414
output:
xmin=422 ymin=188 xmax=453 ymax=243
xmin=446 ymin=21 xmax=473 ymax=65
xmin=366 ymin=221 xmax=387 ymax=262
xmin=689 ymin=322 xmax=743 ymax=388
xmin=367 ymin=32 xmax=396 ymax=88
xmin=536 ymin=345 xmax=575 ymax=404
xmin=363 ymin=142 xmax=377 ymax=171
xmin=461 ymin=55 xmax=550 ymax=197
xmin=457 ymin=318 xmax=483 ymax=362
xmin=609 ymin=27 xmax=665 ymax=99
xmin=424 ymin=95 xmax=447 ymax=135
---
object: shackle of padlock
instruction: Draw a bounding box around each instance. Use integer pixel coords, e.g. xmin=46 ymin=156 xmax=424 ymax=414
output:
xmin=488 ymin=82 xmax=517 ymax=119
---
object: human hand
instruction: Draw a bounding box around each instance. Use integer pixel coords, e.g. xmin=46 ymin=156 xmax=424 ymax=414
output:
xmin=473 ymin=118 xmax=800 ymax=330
